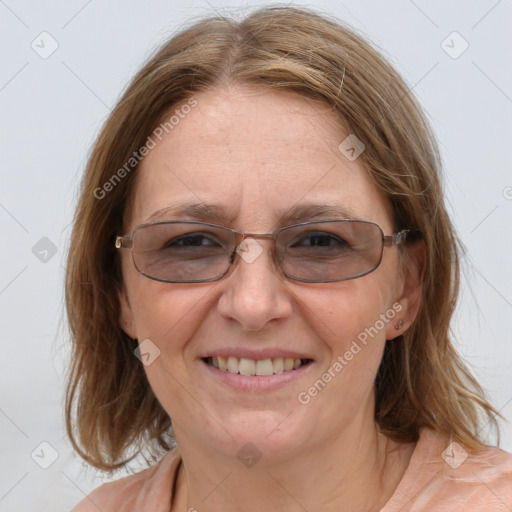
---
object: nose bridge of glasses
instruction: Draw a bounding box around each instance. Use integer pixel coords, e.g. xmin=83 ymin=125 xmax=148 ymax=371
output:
xmin=231 ymin=228 xmax=276 ymax=252
xmin=229 ymin=231 xmax=282 ymax=270
xmin=236 ymin=230 xmax=275 ymax=243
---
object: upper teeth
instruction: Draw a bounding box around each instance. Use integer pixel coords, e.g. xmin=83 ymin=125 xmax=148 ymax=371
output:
xmin=209 ymin=356 xmax=304 ymax=376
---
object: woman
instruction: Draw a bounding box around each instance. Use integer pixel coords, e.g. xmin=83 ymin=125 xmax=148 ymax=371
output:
xmin=66 ymin=6 xmax=511 ymax=511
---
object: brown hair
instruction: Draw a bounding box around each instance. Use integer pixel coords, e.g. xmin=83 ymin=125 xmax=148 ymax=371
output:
xmin=65 ymin=5 xmax=499 ymax=472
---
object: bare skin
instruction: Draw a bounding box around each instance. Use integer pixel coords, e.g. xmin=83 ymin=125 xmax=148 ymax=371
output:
xmin=118 ymin=83 xmax=424 ymax=512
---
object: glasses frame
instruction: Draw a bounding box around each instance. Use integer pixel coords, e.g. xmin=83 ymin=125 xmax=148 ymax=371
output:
xmin=115 ymin=219 xmax=410 ymax=284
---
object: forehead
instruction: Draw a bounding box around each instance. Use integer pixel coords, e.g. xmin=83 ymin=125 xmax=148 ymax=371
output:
xmin=125 ymin=84 xmax=392 ymax=232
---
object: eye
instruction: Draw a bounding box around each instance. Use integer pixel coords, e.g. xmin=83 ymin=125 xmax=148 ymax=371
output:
xmin=291 ymin=232 xmax=350 ymax=248
xmin=163 ymin=233 xmax=222 ymax=249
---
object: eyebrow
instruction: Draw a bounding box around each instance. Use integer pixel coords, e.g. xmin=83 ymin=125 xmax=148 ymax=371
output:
xmin=144 ymin=201 xmax=361 ymax=225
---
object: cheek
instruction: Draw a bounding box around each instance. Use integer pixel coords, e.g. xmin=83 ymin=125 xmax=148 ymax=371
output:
xmin=129 ymin=283 xmax=212 ymax=351
xmin=294 ymin=280 xmax=392 ymax=426
xmin=119 ymin=243 xmax=204 ymax=347
xmin=127 ymin=285 xmax=215 ymax=421
xmin=301 ymin=274 xmax=396 ymax=404
xmin=309 ymin=275 xmax=393 ymax=350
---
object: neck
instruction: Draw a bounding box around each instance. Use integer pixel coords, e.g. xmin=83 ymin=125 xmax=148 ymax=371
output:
xmin=171 ymin=415 xmax=414 ymax=512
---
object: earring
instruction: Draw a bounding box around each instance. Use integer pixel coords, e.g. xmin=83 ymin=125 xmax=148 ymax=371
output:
xmin=395 ymin=319 xmax=404 ymax=330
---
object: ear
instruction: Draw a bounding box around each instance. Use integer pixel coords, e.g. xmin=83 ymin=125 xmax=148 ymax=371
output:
xmin=118 ymin=287 xmax=137 ymax=339
xmin=385 ymin=239 xmax=426 ymax=340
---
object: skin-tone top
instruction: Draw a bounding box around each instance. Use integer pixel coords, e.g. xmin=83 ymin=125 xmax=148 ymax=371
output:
xmin=71 ymin=428 xmax=512 ymax=511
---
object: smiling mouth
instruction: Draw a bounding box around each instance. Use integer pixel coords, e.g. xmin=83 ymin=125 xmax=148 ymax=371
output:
xmin=202 ymin=356 xmax=313 ymax=376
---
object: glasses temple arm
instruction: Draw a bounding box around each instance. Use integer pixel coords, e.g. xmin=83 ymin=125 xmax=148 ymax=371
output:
xmin=383 ymin=229 xmax=410 ymax=246
xmin=115 ymin=236 xmax=133 ymax=249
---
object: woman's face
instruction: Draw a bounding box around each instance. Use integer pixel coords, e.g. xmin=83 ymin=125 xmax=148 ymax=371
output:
xmin=119 ymin=84 xmax=417 ymax=461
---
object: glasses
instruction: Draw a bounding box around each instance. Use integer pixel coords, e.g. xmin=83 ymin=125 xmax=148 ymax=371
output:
xmin=115 ymin=219 xmax=410 ymax=284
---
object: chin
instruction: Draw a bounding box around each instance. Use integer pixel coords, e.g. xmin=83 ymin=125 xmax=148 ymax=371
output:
xmin=200 ymin=409 xmax=313 ymax=464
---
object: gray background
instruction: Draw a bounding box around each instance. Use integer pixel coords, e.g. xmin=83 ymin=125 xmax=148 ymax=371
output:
xmin=0 ymin=0 xmax=511 ymax=510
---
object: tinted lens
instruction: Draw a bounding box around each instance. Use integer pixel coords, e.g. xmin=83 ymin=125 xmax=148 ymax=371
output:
xmin=277 ymin=220 xmax=383 ymax=282
xmin=130 ymin=220 xmax=384 ymax=283
xmin=132 ymin=222 xmax=234 ymax=282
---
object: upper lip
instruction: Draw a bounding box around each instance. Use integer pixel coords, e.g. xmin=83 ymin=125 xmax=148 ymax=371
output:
xmin=199 ymin=348 xmax=314 ymax=360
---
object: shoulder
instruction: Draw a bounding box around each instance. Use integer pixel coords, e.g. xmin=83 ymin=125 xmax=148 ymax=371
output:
xmin=399 ymin=429 xmax=512 ymax=511
xmin=70 ymin=448 xmax=181 ymax=512
xmin=443 ymin=439 xmax=512 ymax=504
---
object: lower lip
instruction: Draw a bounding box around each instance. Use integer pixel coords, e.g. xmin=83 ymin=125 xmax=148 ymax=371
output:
xmin=200 ymin=359 xmax=314 ymax=392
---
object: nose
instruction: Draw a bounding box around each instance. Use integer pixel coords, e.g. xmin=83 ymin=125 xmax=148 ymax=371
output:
xmin=216 ymin=237 xmax=293 ymax=331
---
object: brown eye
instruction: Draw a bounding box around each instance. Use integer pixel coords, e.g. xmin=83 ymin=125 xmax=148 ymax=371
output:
xmin=164 ymin=233 xmax=220 ymax=248
xmin=291 ymin=232 xmax=350 ymax=248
